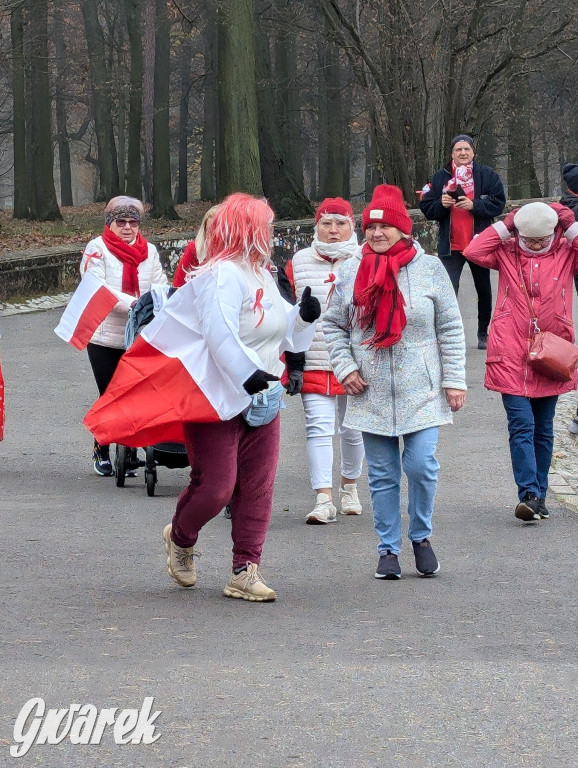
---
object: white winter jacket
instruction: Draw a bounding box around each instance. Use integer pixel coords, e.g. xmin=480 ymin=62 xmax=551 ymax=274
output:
xmin=289 ymin=245 xmax=361 ymax=371
xmin=80 ymin=235 xmax=167 ymax=349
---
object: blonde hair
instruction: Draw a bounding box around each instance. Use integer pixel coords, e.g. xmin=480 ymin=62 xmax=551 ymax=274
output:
xmin=194 ymin=205 xmax=220 ymax=263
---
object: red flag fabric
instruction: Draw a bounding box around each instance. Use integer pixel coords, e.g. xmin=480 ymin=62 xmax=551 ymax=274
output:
xmin=83 ymin=335 xmax=219 ymax=447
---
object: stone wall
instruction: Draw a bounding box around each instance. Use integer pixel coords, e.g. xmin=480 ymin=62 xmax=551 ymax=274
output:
xmin=0 ymin=198 xmax=552 ymax=303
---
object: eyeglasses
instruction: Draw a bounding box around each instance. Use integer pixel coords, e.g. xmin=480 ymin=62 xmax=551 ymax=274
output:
xmin=520 ymin=236 xmax=551 ymax=247
xmin=115 ymin=219 xmax=140 ymax=228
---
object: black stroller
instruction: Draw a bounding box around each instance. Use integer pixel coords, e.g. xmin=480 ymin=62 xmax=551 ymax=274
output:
xmin=115 ymin=288 xmax=189 ymax=496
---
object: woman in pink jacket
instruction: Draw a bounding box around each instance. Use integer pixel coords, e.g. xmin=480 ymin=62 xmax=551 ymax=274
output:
xmin=464 ymin=202 xmax=578 ymax=523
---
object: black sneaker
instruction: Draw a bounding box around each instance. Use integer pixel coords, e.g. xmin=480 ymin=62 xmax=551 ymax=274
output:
xmin=412 ymin=539 xmax=440 ymax=577
xmin=93 ymin=444 xmax=113 ymax=477
xmin=538 ymin=497 xmax=550 ymax=519
xmin=514 ymin=494 xmax=541 ymax=523
xmin=477 ymin=332 xmax=488 ymax=350
xmin=375 ymin=551 xmax=401 ymax=580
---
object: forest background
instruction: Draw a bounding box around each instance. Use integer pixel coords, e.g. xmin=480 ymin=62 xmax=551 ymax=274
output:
xmin=1 ymin=0 xmax=577 ymax=251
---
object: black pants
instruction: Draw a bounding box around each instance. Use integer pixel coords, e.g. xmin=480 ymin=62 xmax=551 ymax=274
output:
xmin=440 ymin=250 xmax=492 ymax=335
xmin=87 ymin=343 xmax=124 ymax=450
xmin=87 ymin=343 xmax=125 ymax=395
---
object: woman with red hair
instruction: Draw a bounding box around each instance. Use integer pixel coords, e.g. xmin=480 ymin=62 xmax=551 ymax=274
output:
xmin=162 ymin=193 xmax=320 ymax=602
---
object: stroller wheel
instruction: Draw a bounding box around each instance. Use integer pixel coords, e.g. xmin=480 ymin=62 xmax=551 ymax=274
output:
xmin=146 ymin=469 xmax=157 ymax=497
xmin=115 ymin=445 xmax=127 ymax=488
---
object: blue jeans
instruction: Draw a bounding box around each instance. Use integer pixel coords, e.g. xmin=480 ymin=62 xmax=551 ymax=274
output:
xmin=501 ymin=394 xmax=558 ymax=500
xmin=362 ymin=428 xmax=440 ymax=555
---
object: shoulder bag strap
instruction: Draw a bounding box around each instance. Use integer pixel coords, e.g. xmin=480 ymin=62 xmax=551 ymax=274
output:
xmin=516 ymin=251 xmax=541 ymax=334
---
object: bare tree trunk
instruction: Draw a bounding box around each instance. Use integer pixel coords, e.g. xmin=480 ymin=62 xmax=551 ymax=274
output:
xmin=507 ymin=72 xmax=541 ymax=199
xmin=476 ymin=113 xmax=498 ymax=168
xmin=216 ymin=0 xmax=262 ymax=197
xmin=318 ymin=21 xmax=345 ymax=198
xmin=254 ymin=0 xmax=313 ymax=219
xmin=175 ymin=37 xmax=191 ymax=204
xmin=11 ymin=1 xmax=28 ymax=219
xmin=200 ymin=0 xmax=218 ymax=201
xmin=142 ymin=0 xmax=155 ymax=203
xmin=274 ymin=0 xmax=304 ymax=190
xmin=124 ymin=0 xmax=143 ymax=199
xmin=53 ymin=0 xmax=73 ymax=206
xmin=25 ymin=0 xmax=62 ymax=220
xmin=150 ymin=0 xmax=179 ymax=218
xmin=542 ymin=121 xmax=550 ymax=197
xmin=81 ymin=0 xmax=120 ymax=201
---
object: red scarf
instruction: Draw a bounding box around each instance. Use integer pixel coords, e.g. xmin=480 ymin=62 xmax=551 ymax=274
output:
xmin=352 ymin=239 xmax=417 ymax=348
xmin=102 ymin=226 xmax=149 ymax=296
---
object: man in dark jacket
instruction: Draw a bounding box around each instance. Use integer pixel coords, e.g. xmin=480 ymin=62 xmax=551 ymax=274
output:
xmin=560 ymin=163 xmax=578 ymax=295
xmin=560 ymin=162 xmax=578 ymax=434
xmin=419 ymin=134 xmax=506 ymax=349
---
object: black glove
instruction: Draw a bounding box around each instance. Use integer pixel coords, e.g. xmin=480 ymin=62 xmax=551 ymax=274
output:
xmin=299 ymin=286 xmax=321 ymax=323
xmin=242 ymin=369 xmax=280 ymax=395
xmin=285 ymin=370 xmax=303 ymax=396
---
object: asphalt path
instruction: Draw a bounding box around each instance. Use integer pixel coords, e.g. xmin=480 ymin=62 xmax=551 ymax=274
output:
xmin=0 ymin=270 xmax=576 ymax=767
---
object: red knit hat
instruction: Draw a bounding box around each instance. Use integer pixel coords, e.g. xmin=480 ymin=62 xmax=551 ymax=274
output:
xmin=315 ymin=197 xmax=354 ymax=223
xmin=361 ymin=184 xmax=412 ymax=234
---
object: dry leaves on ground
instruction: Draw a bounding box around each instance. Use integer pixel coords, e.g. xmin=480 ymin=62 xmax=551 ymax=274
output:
xmin=0 ymin=202 xmax=213 ymax=254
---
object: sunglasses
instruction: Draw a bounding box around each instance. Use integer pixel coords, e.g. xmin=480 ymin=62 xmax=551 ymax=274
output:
xmin=115 ymin=219 xmax=140 ymax=228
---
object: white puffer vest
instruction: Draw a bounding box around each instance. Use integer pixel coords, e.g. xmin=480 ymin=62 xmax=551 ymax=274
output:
xmin=291 ymin=246 xmax=360 ymax=371
xmin=80 ymin=236 xmax=167 ymax=349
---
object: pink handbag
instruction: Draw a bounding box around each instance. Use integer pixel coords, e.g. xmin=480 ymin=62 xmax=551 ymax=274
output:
xmin=527 ymin=330 xmax=578 ymax=382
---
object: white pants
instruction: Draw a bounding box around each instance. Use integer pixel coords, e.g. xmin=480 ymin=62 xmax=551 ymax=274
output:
xmin=301 ymin=392 xmax=364 ymax=490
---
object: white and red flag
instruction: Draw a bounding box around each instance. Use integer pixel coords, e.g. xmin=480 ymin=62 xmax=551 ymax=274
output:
xmin=54 ymin=271 xmax=134 ymax=350
xmin=83 ymin=266 xmax=315 ymax=448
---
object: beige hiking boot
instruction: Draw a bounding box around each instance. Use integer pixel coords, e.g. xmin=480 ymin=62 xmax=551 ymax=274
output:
xmin=339 ymin=483 xmax=362 ymax=515
xmin=305 ymin=492 xmax=337 ymax=524
xmin=162 ymin=524 xmax=198 ymax=587
xmin=223 ymin=562 xmax=276 ymax=602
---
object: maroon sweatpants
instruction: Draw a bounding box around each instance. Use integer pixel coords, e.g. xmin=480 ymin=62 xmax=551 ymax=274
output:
xmin=171 ymin=413 xmax=281 ymax=569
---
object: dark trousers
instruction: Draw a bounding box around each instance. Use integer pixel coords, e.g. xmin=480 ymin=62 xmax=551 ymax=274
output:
xmin=440 ymin=250 xmax=492 ymax=335
xmin=87 ymin=343 xmax=124 ymax=449
xmin=172 ymin=414 xmax=281 ymax=568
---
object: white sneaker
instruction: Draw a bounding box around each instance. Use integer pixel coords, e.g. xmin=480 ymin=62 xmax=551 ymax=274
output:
xmin=305 ymin=493 xmax=337 ymax=524
xmin=339 ymin=483 xmax=362 ymax=515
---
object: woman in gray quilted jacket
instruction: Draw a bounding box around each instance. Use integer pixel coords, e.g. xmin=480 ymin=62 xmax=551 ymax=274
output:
xmin=323 ymin=184 xmax=467 ymax=580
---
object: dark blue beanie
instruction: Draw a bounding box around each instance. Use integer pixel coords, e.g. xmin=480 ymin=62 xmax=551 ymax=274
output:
xmin=563 ymin=163 xmax=578 ymax=193
xmin=450 ymin=134 xmax=474 ymax=149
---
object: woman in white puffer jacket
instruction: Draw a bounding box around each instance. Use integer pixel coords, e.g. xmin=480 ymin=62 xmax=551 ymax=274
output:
xmin=80 ymin=196 xmax=167 ymax=476
xmin=285 ymin=198 xmax=365 ymax=525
